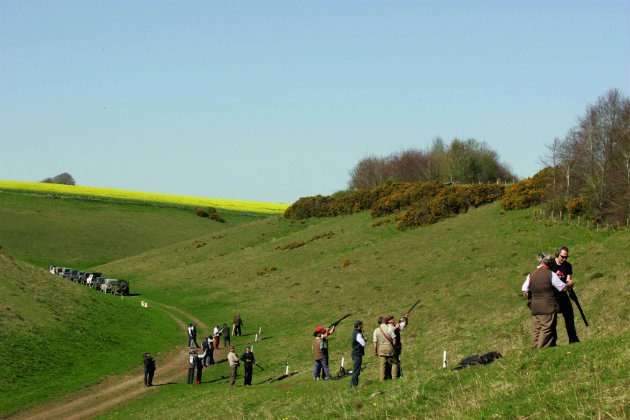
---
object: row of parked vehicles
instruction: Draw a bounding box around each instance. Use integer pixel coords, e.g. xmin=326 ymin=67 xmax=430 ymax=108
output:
xmin=49 ymin=265 xmax=130 ymax=295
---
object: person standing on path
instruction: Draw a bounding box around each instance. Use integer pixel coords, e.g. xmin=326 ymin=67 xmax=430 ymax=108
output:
xmin=240 ymin=347 xmax=256 ymax=386
xmin=143 ymin=353 xmax=156 ymax=387
xmin=350 ymin=320 xmax=367 ymax=389
xmin=548 ymin=246 xmax=580 ymax=343
xmin=213 ymin=325 xmax=221 ymax=349
xmin=227 ymin=347 xmax=240 ymax=387
xmin=194 ymin=349 xmax=207 ymax=384
xmin=187 ymin=350 xmax=197 ymax=386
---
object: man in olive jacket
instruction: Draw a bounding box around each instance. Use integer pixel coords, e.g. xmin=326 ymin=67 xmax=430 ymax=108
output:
xmin=522 ymin=252 xmax=568 ymax=348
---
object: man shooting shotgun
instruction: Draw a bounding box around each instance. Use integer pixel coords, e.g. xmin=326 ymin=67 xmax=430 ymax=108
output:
xmin=392 ymin=299 xmax=419 ymax=378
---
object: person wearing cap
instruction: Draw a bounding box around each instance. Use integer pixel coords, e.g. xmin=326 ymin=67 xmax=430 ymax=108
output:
xmin=227 ymin=347 xmax=240 ymax=387
xmin=315 ymin=325 xmax=335 ymax=379
xmin=373 ymin=316 xmax=398 ymax=381
xmin=143 ymin=352 xmax=156 ymax=387
xmin=350 ymin=320 xmax=367 ymax=389
xmin=312 ymin=328 xmax=333 ymax=380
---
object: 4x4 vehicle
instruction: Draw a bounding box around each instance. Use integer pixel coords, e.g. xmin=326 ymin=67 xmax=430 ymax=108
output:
xmin=100 ymin=279 xmax=130 ymax=295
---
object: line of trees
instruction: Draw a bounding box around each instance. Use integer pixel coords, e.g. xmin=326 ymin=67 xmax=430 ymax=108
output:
xmin=348 ymin=138 xmax=515 ymax=190
xmin=543 ymin=89 xmax=630 ymax=222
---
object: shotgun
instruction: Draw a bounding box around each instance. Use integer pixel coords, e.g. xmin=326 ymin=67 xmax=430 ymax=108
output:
xmin=328 ymin=313 xmax=352 ymax=329
xmin=567 ymin=287 xmax=588 ymax=327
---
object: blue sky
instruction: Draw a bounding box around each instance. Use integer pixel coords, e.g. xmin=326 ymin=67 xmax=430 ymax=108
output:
xmin=1 ymin=1 xmax=628 ymax=204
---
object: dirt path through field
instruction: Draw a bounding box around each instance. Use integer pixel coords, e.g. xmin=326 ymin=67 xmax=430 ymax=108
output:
xmin=13 ymin=304 xmax=230 ymax=420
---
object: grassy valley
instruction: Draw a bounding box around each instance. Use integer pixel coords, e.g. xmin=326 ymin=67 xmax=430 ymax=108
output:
xmin=1 ymin=192 xmax=628 ymax=419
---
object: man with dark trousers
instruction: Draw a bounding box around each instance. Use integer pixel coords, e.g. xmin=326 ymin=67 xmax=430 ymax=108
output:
xmin=143 ymin=352 xmax=156 ymax=387
xmin=240 ymin=347 xmax=256 ymax=386
xmin=548 ymin=246 xmax=580 ymax=343
xmin=350 ymin=320 xmax=367 ymax=389
xmin=233 ymin=313 xmax=243 ymax=337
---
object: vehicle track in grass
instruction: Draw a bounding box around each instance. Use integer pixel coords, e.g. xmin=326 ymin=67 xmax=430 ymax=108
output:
xmin=12 ymin=303 xmax=230 ymax=420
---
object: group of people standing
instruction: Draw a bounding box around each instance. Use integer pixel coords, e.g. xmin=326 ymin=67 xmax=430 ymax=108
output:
xmin=314 ymin=311 xmax=410 ymax=389
xmin=522 ymin=246 xmax=581 ymax=348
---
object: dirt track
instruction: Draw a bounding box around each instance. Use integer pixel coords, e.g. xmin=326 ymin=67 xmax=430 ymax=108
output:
xmin=13 ymin=304 xmax=230 ymax=420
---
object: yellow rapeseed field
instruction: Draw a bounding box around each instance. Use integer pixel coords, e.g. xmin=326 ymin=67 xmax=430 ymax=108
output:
xmin=0 ymin=181 xmax=289 ymax=214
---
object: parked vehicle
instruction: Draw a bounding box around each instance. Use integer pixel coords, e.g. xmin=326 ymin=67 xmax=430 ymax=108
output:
xmin=100 ymin=278 xmax=129 ymax=295
xmin=49 ymin=264 xmax=129 ymax=296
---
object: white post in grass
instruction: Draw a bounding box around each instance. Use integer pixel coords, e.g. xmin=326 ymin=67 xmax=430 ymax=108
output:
xmin=259 ymin=326 xmax=262 ymax=335
xmin=255 ymin=333 xmax=258 ymax=342
xmin=285 ymin=362 xmax=289 ymax=375
xmin=341 ymin=357 xmax=345 ymax=369
xmin=442 ymin=351 xmax=447 ymax=368
xmin=250 ymin=346 xmax=253 ymax=353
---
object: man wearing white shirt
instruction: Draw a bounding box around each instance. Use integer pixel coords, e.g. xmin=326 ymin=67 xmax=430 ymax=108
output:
xmin=350 ymin=320 xmax=367 ymax=389
xmin=522 ymin=252 xmax=567 ymax=348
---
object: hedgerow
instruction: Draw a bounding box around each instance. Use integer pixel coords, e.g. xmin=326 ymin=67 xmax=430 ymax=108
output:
xmin=284 ymin=181 xmax=504 ymax=230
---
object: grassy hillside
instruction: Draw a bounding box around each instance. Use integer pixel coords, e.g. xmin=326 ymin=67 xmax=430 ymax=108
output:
xmin=91 ymin=202 xmax=629 ymax=419
xmin=2 ymin=191 xmax=628 ymax=419
xmin=0 ymin=255 xmax=181 ymax=415
xmin=0 ymin=191 xmax=262 ymax=268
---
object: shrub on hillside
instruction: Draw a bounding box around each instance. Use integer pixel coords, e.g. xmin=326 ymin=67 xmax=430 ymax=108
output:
xmin=276 ymin=240 xmax=305 ymax=250
xmin=566 ymin=197 xmax=587 ymax=216
xmin=209 ymin=211 xmax=225 ymax=223
xmin=501 ymin=168 xmax=553 ymax=210
xmin=284 ymin=195 xmax=335 ymax=219
xmin=195 ymin=208 xmax=209 ymax=218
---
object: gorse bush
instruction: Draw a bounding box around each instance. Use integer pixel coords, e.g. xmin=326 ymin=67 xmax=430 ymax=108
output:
xmin=501 ymin=168 xmax=553 ymax=210
xmin=285 ymin=181 xmax=504 ymax=229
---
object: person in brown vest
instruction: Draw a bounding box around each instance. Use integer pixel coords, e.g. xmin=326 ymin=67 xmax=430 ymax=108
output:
xmin=373 ymin=316 xmax=398 ymax=380
xmin=312 ymin=330 xmax=332 ymax=380
xmin=521 ymin=252 xmax=568 ymax=348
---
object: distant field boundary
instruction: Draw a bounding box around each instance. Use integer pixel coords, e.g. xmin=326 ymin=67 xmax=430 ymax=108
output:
xmin=0 ymin=181 xmax=289 ymax=216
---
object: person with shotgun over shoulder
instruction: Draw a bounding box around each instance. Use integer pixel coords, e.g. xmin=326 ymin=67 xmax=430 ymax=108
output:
xmin=548 ymin=246 xmax=580 ymax=343
xmin=522 ymin=252 xmax=567 ymax=348
xmin=373 ymin=316 xmax=398 ymax=380
xmin=240 ymin=347 xmax=256 ymax=386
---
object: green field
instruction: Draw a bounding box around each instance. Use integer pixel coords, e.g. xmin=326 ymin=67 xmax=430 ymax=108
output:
xmin=1 ymin=192 xmax=628 ymax=419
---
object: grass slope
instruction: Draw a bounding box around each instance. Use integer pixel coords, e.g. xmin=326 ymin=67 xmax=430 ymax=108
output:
xmin=0 ymin=191 xmax=262 ymax=268
xmin=2 ymin=192 xmax=628 ymax=419
xmin=0 ymin=255 xmax=181 ymax=416
xmin=90 ymin=202 xmax=629 ymax=419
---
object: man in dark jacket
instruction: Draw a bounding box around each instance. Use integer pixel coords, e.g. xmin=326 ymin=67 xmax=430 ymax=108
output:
xmin=548 ymin=246 xmax=580 ymax=343
xmin=143 ymin=353 xmax=156 ymax=387
xmin=240 ymin=347 xmax=256 ymax=386
xmin=350 ymin=320 xmax=367 ymax=389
